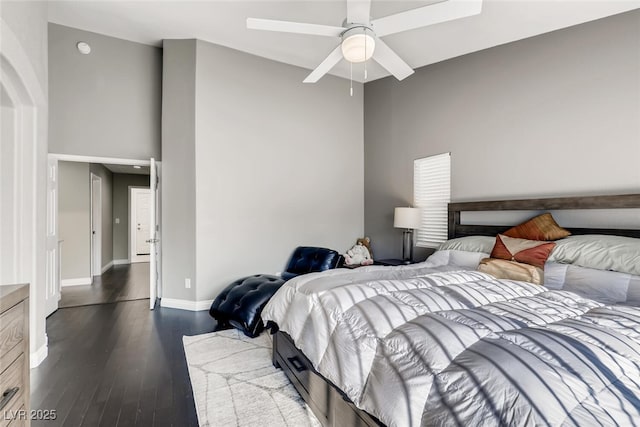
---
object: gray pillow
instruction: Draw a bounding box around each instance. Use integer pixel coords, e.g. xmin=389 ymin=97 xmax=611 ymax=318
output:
xmin=438 ymin=236 xmax=495 ymax=254
xmin=548 ymin=235 xmax=640 ymax=276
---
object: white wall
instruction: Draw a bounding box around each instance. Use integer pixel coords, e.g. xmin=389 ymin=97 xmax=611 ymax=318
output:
xmin=0 ymin=0 xmax=49 ymax=365
xmin=193 ymin=40 xmax=364 ymax=302
xmin=363 ymin=10 xmax=640 ymax=260
xmin=0 ymin=93 xmax=16 ymax=282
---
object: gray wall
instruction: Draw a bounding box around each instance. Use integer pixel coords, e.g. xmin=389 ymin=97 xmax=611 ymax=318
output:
xmin=1 ymin=0 xmax=49 ymax=359
xmin=89 ymin=163 xmax=113 ymax=268
xmin=59 ymin=162 xmax=119 ymax=280
xmin=48 ymin=23 xmax=162 ymax=160
xmin=193 ymin=40 xmax=364 ymax=301
xmin=364 ymin=10 xmax=640 ymax=260
xmin=112 ymin=173 xmax=150 ymax=260
xmin=161 ymin=39 xmax=364 ymax=302
xmin=161 ymin=40 xmax=197 ymax=301
xmin=59 ymin=161 xmax=91 ymax=280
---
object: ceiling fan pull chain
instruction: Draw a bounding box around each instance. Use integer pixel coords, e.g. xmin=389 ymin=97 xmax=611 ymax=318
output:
xmin=364 ymin=27 xmax=368 ymax=81
xmin=350 ymin=62 xmax=353 ymax=96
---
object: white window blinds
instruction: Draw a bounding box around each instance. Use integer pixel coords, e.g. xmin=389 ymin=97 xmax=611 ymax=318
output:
xmin=414 ymin=153 xmax=451 ymax=248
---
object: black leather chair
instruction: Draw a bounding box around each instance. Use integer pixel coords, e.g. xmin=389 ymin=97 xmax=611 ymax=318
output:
xmin=281 ymin=246 xmax=343 ymax=281
xmin=210 ymin=246 xmax=342 ymax=337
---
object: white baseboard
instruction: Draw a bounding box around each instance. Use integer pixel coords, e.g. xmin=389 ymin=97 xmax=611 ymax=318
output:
xmin=160 ymin=298 xmax=213 ymax=312
xmin=31 ymin=340 xmax=48 ymax=368
xmin=195 ymin=299 xmax=214 ymax=311
xmin=101 ymin=260 xmax=114 ymax=274
xmin=61 ymin=277 xmax=92 ymax=287
xmin=113 ymin=259 xmax=129 ymax=265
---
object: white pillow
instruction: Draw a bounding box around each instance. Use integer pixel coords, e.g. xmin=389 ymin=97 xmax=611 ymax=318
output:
xmin=426 ymin=250 xmax=488 ymax=270
xmin=549 ymin=235 xmax=640 ymax=276
xmin=544 ymin=262 xmax=640 ymax=306
xmin=438 ymin=236 xmax=496 ymax=254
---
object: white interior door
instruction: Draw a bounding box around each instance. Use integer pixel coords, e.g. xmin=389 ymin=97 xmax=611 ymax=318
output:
xmin=129 ymin=188 xmax=150 ymax=263
xmin=149 ymin=158 xmax=160 ymax=310
xmin=90 ymin=174 xmax=102 ymax=277
xmin=135 ymin=191 xmax=151 ymax=255
xmin=45 ymin=158 xmax=60 ymax=316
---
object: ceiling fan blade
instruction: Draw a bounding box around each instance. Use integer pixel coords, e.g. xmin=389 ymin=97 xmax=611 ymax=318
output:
xmin=372 ymin=39 xmax=414 ymax=81
xmin=247 ymin=18 xmax=344 ymax=38
xmin=347 ymin=0 xmax=372 ymax=24
xmin=303 ymin=45 xmax=343 ymax=83
xmin=372 ymin=0 xmax=483 ymax=37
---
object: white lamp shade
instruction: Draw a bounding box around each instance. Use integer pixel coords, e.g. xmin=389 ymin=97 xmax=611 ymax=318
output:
xmin=341 ymin=33 xmax=375 ymax=63
xmin=394 ymin=207 xmax=421 ymax=229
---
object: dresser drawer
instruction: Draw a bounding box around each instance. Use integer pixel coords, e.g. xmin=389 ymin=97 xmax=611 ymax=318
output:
xmin=0 ymin=355 xmax=25 ymax=427
xmin=0 ymin=301 xmax=25 ymax=372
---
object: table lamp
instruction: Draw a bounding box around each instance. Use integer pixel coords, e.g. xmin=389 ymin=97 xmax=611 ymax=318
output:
xmin=394 ymin=207 xmax=421 ymax=262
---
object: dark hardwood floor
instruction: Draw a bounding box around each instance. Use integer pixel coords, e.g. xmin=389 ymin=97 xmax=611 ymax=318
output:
xmin=60 ymin=263 xmax=150 ymax=308
xmin=31 ymin=299 xmax=217 ymax=426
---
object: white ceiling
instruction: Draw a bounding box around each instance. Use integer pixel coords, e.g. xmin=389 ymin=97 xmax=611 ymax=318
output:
xmin=48 ymin=0 xmax=640 ymax=82
xmin=103 ymin=163 xmax=151 ymax=175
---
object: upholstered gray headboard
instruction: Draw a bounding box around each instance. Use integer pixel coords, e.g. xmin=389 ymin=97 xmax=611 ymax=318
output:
xmin=448 ymin=194 xmax=640 ymax=239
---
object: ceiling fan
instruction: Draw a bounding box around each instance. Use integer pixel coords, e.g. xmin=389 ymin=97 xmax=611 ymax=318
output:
xmin=247 ymin=0 xmax=483 ymax=84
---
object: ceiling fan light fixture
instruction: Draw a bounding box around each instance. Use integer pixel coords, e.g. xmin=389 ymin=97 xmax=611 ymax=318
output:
xmin=341 ymin=31 xmax=375 ymax=63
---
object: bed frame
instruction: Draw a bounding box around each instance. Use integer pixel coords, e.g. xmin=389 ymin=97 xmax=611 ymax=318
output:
xmin=273 ymin=193 xmax=640 ymax=427
xmin=448 ymin=193 xmax=640 ymax=239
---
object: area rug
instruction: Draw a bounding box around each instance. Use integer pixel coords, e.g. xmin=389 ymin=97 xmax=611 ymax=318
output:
xmin=183 ymin=329 xmax=320 ymax=427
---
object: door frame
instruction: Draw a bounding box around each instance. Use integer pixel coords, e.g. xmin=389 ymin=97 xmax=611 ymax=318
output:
xmin=48 ymin=155 xmax=160 ymax=303
xmin=2 ymin=17 xmax=49 ymax=367
xmin=129 ymin=187 xmax=151 ymax=263
xmin=90 ymin=173 xmax=102 ymax=278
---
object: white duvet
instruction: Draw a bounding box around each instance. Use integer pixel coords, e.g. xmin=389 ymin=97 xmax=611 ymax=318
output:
xmin=262 ymin=251 xmax=640 ymax=426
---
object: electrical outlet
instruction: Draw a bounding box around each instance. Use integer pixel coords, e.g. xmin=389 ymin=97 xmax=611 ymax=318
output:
xmin=115 ymin=218 xmax=120 ymax=224
xmin=185 ymin=278 xmax=191 ymax=289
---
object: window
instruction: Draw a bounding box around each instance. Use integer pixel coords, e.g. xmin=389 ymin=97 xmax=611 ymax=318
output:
xmin=414 ymin=153 xmax=451 ymax=248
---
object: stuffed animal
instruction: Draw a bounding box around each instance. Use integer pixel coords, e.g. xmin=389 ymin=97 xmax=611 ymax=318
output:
xmin=356 ymin=237 xmax=373 ymax=260
xmin=344 ymin=237 xmax=374 ymax=266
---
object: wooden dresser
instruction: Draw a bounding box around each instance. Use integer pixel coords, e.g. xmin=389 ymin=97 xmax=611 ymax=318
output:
xmin=0 ymin=284 xmax=30 ymax=427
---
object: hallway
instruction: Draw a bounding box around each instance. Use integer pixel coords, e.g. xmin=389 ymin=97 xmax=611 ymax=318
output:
xmin=59 ymin=263 xmax=150 ymax=308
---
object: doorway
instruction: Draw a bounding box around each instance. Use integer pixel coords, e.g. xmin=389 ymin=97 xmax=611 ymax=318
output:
xmin=130 ymin=188 xmax=151 ymax=263
xmin=49 ymin=154 xmax=161 ymax=310
xmin=90 ymin=173 xmax=102 ymax=278
xmin=1 ymin=16 xmax=50 ymax=367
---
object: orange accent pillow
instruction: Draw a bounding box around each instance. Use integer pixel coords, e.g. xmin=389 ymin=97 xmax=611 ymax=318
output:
xmin=490 ymin=234 xmax=556 ymax=269
xmin=503 ymin=213 xmax=570 ymax=241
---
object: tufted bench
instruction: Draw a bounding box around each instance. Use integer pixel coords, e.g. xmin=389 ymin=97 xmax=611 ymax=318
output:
xmin=209 ymin=274 xmax=285 ymax=338
xmin=210 ymin=246 xmax=342 ymax=337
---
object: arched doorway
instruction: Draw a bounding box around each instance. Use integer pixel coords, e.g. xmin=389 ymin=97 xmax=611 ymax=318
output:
xmin=0 ymin=18 xmax=50 ymax=366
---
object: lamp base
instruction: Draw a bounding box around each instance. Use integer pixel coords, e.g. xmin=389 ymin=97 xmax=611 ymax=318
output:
xmin=402 ymin=229 xmax=413 ymax=262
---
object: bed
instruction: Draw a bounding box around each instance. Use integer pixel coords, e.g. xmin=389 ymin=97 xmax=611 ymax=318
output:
xmin=262 ymin=194 xmax=640 ymax=427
